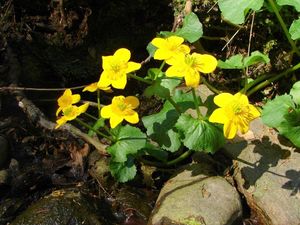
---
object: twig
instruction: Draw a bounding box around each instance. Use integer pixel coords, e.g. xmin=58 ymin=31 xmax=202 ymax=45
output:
xmin=246 ymin=12 xmax=255 ymax=76
xmin=0 ymin=85 xmax=87 ymax=92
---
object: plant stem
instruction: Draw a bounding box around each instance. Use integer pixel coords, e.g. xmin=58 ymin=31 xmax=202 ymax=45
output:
xmin=246 ymin=62 xmax=300 ymax=96
xmin=84 ymin=112 xmax=98 ymax=121
xmin=128 ymin=74 xmax=152 ymax=84
xmin=201 ymin=77 xmax=221 ymax=94
xmin=159 ymin=61 xmax=166 ymax=71
xmin=267 ymin=0 xmax=300 ymax=56
xmin=166 ymin=96 xmax=182 ymax=113
xmin=140 ymin=149 xmax=193 ymax=167
xmin=192 ymin=88 xmax=202 ymax=119
xmin=75 ymin=118 xmax=113 ymax=141
xmin=97 ymin=89 xmax=101 ymax=118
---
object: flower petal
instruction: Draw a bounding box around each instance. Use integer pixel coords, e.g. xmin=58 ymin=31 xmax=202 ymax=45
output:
xmin=167 ymin=36 xmax=184 ymax=46
xmin=224 ymin=120 xmax=237 ymax=139
xmin=194 ymin=54 xmax=218 ymax=73
xmin=151 ymin=37 xmax=166 ymax=48
xmin=125 ymin=96 xmax=139 ymax=109
xmin=234 ymin=92 xmax=249 ymax=106
xmin=124 ymin=112 xmax=139 ymax=124
xmin=110 ymin=115 xmax=123 ymax=128
xmin=112 ymin=74 xmax=127 ymax=89
xmin=101 ymin=105 xmax=112 ymax=118
xmin=55 ymin=117 xmax=68 ymax=129
xmin=209 ymin=108 xmax=228 ymax=124
xmin=126 ymin=62 xmax=141 ymax=73
xmin=166 ymin=65 xmax=185 ymax=78
xmin=248 ymin=105 xmax=261 ymax=118
xmin=153 ymin=49 xmax=172 ymax=60
xmin=184 ymin=69 xmax=200 ymax=87
xmin=114 ymin=48 xmax=131 ymax=62
xmin=102 ymin=55 xmax=113 ymax=70
xmin=214 ymin=93 xmax=234 ymax=107
xmin=83 ymin=83 xmax=98 ymax=92
xmin=56 ymin=107 xmax=62 ymax=116
xmin=71 ymin=94 xmax=81 ymax=104
xmin=98 ymin=71 xmax=112 ymax=87
xmin=78 ymin=103 xmax=89 ymax=114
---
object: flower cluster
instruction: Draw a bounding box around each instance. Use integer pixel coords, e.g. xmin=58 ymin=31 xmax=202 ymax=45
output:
xmin=151 ymin=35 xmax=217 ymax=87
xmin=55 ymin=89 xmax=89 ymax=128
xmin=209 ymin=92 xmax=260 ymax=139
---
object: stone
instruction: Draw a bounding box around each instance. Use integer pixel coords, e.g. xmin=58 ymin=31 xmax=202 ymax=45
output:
xmin=223 ymin=118 xmax=300 ymax=225
xmin=148 ymin=158 xmax=243 ymax=225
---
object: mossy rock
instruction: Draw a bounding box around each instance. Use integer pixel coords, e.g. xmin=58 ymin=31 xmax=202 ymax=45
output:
xmin=10 ymin=188 xmax=104 ymax=225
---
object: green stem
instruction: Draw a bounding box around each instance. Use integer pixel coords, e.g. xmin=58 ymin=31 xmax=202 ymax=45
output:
xmin=97 ymin=89 xmax=101 ymax=118
xmin=201 ymin=77 xmax=221 ymax=94
xmin=192 ymin=88 xmax=202 ymax=119
xmin=128 ymin=74 xmax=152 ymax=84
xmin=84 ymin=112 xmax=98 ymax=121
xmin=75 ymin=118 xmax=113 ymax=141
xmin=241 ymin=73 xmax=273 ymax=93
xmin=166 ymin=96 xmax=182 ymax=113
xmin=140 ymin=149 xmax=193 ymax=167
xmin=267 ymin=0 xmax=300 ymax=56
xmin=246 ymin=62 xmax=300 ymax=96
xmin=159 ymin=61 xmax=166 ymax=71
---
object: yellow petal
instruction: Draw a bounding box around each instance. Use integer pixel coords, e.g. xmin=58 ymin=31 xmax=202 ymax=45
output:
xmin=110 ymin=114 xmax=124 ymax=128
xmin=78 ymin=103 xmax=89 ymax=114
xmin=237 ymin=117 xmax=250 ymax=134
xmin=111 ymin=74 xmax=127 ymax=89
xmin=151 ymin=37 xmax=166 ymax=48
xmin=101 ymin=105 xmax=112 ymax=118
xmin=71 ymin=94 xmax=81 ymax=104
xmin=234 ymin=92 xmax=249 ymax=105
xmin=56 ymin=107 xmax=62 ymax=116
xmin=126 ymin=62 xmax=141 ymax=73
xmin=125 ymin=96 xmax=139 ymax=109
xmin=98 ymin=71 xmax=112 ymax=87
xmin=166 ymin=65 xmax=185 ymax=78
xmin=83 ymin=83 xmax=98 ymax=92
xmin=194 ymin=54 xmax=218 ymax=73
xmin=178 ymin=44 xmax=191 ymax=54
xmin=224 ymin=120 xmax=237 ymax=139
xmin=114 ymin=48 xmax=131 ymax=62
xmin=102 ymin=55 xmax=113 ymax=70
xmin=64 ymin=89 xmax=72 ymax=97
xmin=214 ymin=93 xmax=234 ymax=107
xmin=248 ymin=105 xmax=261 ymax=118
xmin=209 ymin=108 xmax=228 ymax=124
xmin=124 ymin=112 xmax=139 ymax=124
xmin=167 ymin=36 xmax=184 ymax=46
xmin=55 ymin=117 xmax=68 ymax=129
xmin=184 ymin=69 xmax=200 ymax=87
xmin=154 ymin=49 xmax=172 ymax=60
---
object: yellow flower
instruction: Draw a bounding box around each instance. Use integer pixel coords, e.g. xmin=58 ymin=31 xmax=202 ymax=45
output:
xmin=98 ymin=48 xmax=141 ymax=89
xmin=55 ymin=103 xmax=89 ymax=129
xmin=165 ymin=53 xmax=217 ymax=87
xmin=151 ymin=36 xmax=190 ymax=64
xmin=101 ymin=96 xmax=139 ymax=128
xmin=209 ymin=93 xmax=260 ymax=139
xmin=56 ymin=89 xmax=80 ymax=116
xmin=83 ymin=82 xmax=112 ymax=92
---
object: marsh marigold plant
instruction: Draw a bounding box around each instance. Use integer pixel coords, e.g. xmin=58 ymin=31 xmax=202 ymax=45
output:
xmin=56 ymin=89 xmax=80 ymax=116
xmin=101 ymin=95 xmax=140 ymax=128
xmin=98 ymin=48 xmax=141 ymax=89
xmin=209 ymin=93 xmax=260 ymax=139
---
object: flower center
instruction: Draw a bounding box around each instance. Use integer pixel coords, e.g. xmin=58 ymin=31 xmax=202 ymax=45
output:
xmin=185 ymin=55 xmax=195 ymax=67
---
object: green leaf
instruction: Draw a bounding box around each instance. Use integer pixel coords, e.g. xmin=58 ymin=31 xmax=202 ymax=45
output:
xmin=290 ymin=81 xmax=300 ymax=105
xmin=279 ymin=108 xmax=300 ymax=147
xmin=289 ymin=18 xmax=300 ymax=40
xmin=276 ymin=0 xmax=300 ymax=12
xmin=143 ymin=142 xmax=168 ymax=162
xmin=218 ymin=54 xmax=244 ymax=69
xmin=110 ymin=157 xmax=136 ymax=183
xmin=218 ymin=51 xmax=269 ymax=69
xmin=108 ymin=125 xmax=146 ymax=163
xmin=145 ymin=68 xmax=164 ymax=80
xmin=244 ymin=51 xmax=270 ymax=67
xmin=175 ymin=12 xmax=203 ymax=43
xmin=175 ymin=114 xmax=225 ymax=153
xmin=261 ymin=94 xmax=295 ymax=128
xmin=144 ymin=78 xmax=181 ymax=98
xmin=142 ymin=90 xmax=194 ymax=152
xmin=146 ymin=43 xmax=157 ymax=57
xmin=218 ymin=0 xmax=264 ymax=24
xmin=88 ymin=118 xmax=105 ymax=136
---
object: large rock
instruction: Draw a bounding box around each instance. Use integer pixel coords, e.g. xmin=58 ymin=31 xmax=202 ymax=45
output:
xmin=10 ymin=188 xmax=105 ymax=225
xmin=223 ymin=118 xmax=300 ymax=225
xmin=148 ymin=156 xmax=243 ymax=225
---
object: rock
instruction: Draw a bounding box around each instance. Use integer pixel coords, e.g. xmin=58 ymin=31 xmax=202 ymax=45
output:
xmin=223 ymin=118 xmax=300 ymax=225
xmin=10 ymin=188 xmax=105 ymax=225
xmin=148 ymin=157 xmax=243 ymax=225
